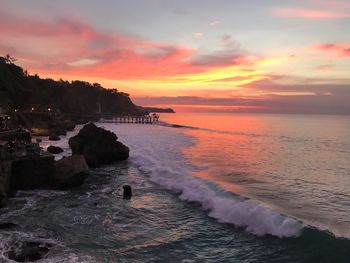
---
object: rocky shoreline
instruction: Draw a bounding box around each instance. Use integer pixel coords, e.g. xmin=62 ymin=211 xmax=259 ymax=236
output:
xmin=0 ymin=122 xmax=129 ymax=262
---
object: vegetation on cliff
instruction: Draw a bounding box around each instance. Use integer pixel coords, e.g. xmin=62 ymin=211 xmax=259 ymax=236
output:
xmin=0 ymin=55 xmax=142 ymax=115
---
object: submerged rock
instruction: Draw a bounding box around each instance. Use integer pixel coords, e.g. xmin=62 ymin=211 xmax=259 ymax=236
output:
xmin=47 ymin=145 xmax=63 ymax=154
xmin=53 ymin=154 xmax=88 ymax=189
xmin=7 ymin=241 xmax=52 ymax=262
xmin=68 ymin=123 xmax=129 ymax=167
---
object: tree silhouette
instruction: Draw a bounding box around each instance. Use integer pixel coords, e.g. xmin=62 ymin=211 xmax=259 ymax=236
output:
xmin=4 ymin=54 xmax=16 ymax=64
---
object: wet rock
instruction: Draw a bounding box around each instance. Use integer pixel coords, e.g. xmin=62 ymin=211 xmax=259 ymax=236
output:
xmin=10 ymin=155 xmax=55 ymax=191
xmin=52 ymin=154 xmax=89 ymax=189
xmin=0 ymin=222 xmax=19 ymax=229
xmin=68 ymin=123 xmax=129 ymax=167
xmin=7 ymin=241 xmax=52 ymax=262
xmin=123 ymin=185 xmax=132 ymax=199
xmin=47 ymin=146 xmax=63 ymax=154
xmin=48 ymin=134 xmax=60 ymax=141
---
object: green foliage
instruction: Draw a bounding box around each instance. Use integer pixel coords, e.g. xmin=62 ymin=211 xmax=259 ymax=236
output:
xmin=0 ymin=56 xmax=140 ymax=115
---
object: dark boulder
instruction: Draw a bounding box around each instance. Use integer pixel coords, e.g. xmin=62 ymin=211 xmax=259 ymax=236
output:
xmin=68 ymin=123 xmax=129 ymax=167
xmin=7 ymin=241 xmax=52 ymax=262
xmin=48 ymin=134 xmax=60 ymax=141
xmin=52 ymin=155 xmax=88 ymax=189
xmin=47 ymin=146 xmax=63 ymax=154
xmin=10 ymin=155 xmax=55 ymax=191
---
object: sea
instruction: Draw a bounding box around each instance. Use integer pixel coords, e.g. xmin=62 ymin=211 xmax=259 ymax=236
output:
xmin=0 ymin=113 xmax=349 ymax=262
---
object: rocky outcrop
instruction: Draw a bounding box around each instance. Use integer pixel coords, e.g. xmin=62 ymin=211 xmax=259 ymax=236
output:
xmin=52 ymin=155 xmax=88 ymax=189
xmin=68 ymin=123 xmax=129 ymax=167
xmin=47 ymin=145 xmax=63 ymax=154
xmin=7 ymin=241 xmax=52 ymax=262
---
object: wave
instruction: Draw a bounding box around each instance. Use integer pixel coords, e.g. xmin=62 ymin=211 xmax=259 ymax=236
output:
xmin=101 ymin=123 xmax=303 ymax=238
xmin=131 ymin=155 xmax=303 ymax=238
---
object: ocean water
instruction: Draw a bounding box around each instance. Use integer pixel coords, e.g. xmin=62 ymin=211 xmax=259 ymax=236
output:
xmin=0 ymin=113 xmax=350 ymax=262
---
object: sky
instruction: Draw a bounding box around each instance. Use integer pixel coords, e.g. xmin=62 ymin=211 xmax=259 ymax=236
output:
xmin=1 ymin=0 xmax=350 ymax=114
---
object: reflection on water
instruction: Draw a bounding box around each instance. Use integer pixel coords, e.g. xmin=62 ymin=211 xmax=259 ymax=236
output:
xmin=161 ymin=113 xmax=350 ymax=237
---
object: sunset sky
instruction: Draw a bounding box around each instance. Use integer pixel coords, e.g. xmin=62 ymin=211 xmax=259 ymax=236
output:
xmin=1 ymin=0 xmax=350 ymax=114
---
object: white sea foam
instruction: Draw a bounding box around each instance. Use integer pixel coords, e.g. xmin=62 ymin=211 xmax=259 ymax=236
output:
xmin=99 ymin=123 xmax=303 ymax=238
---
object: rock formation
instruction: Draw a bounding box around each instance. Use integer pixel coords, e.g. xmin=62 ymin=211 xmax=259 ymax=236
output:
xmin=53 ymin=154 xmax=88 ymax=189
xmin=68 ymin=123 xmax=129 ymax=167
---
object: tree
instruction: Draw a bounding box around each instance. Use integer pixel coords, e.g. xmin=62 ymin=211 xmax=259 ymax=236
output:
xmin=4 ymin=54 xmax=16 ymax=64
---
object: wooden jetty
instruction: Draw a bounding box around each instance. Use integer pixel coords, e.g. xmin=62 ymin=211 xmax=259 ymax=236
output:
xmin=100 ymin=115 xmax=159 ymax=124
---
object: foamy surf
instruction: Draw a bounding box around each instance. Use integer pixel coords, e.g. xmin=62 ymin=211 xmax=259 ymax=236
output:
xmin=99 ymin=123 xmax=303 ymax=238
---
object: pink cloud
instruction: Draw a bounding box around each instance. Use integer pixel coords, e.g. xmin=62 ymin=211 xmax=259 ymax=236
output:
xmin=313 ymin=43 xmax=350 ymax=57
xmin=272 ymin=7 xmax=350 ymax=19
xmin=0 ymin=13 xmax=258 ymax=81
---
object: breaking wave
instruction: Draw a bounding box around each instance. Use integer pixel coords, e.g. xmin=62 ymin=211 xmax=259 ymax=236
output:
xmin=100 ymin=123 xmax=303 ymax=238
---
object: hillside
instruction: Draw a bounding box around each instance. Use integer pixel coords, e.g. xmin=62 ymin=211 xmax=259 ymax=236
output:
xmin=0 ymin=55 xmax=144 ymax=116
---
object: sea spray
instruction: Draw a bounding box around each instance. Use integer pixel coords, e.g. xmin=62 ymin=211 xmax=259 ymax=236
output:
xmin=100 ymin=123 xmax=303 ymax=238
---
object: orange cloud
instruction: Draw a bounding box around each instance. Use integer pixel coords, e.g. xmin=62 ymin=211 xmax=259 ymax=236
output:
xmin=272 ymin=7 xmax=350 ymax=19
xmin=313 ymin=43 xmax=350 ymax=57
xmin=0 ymin=12 xmax=279 ymax=97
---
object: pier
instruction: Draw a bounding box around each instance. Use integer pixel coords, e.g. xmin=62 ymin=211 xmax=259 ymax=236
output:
xmin=100 ymin=115 xmax=159 ymax=124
